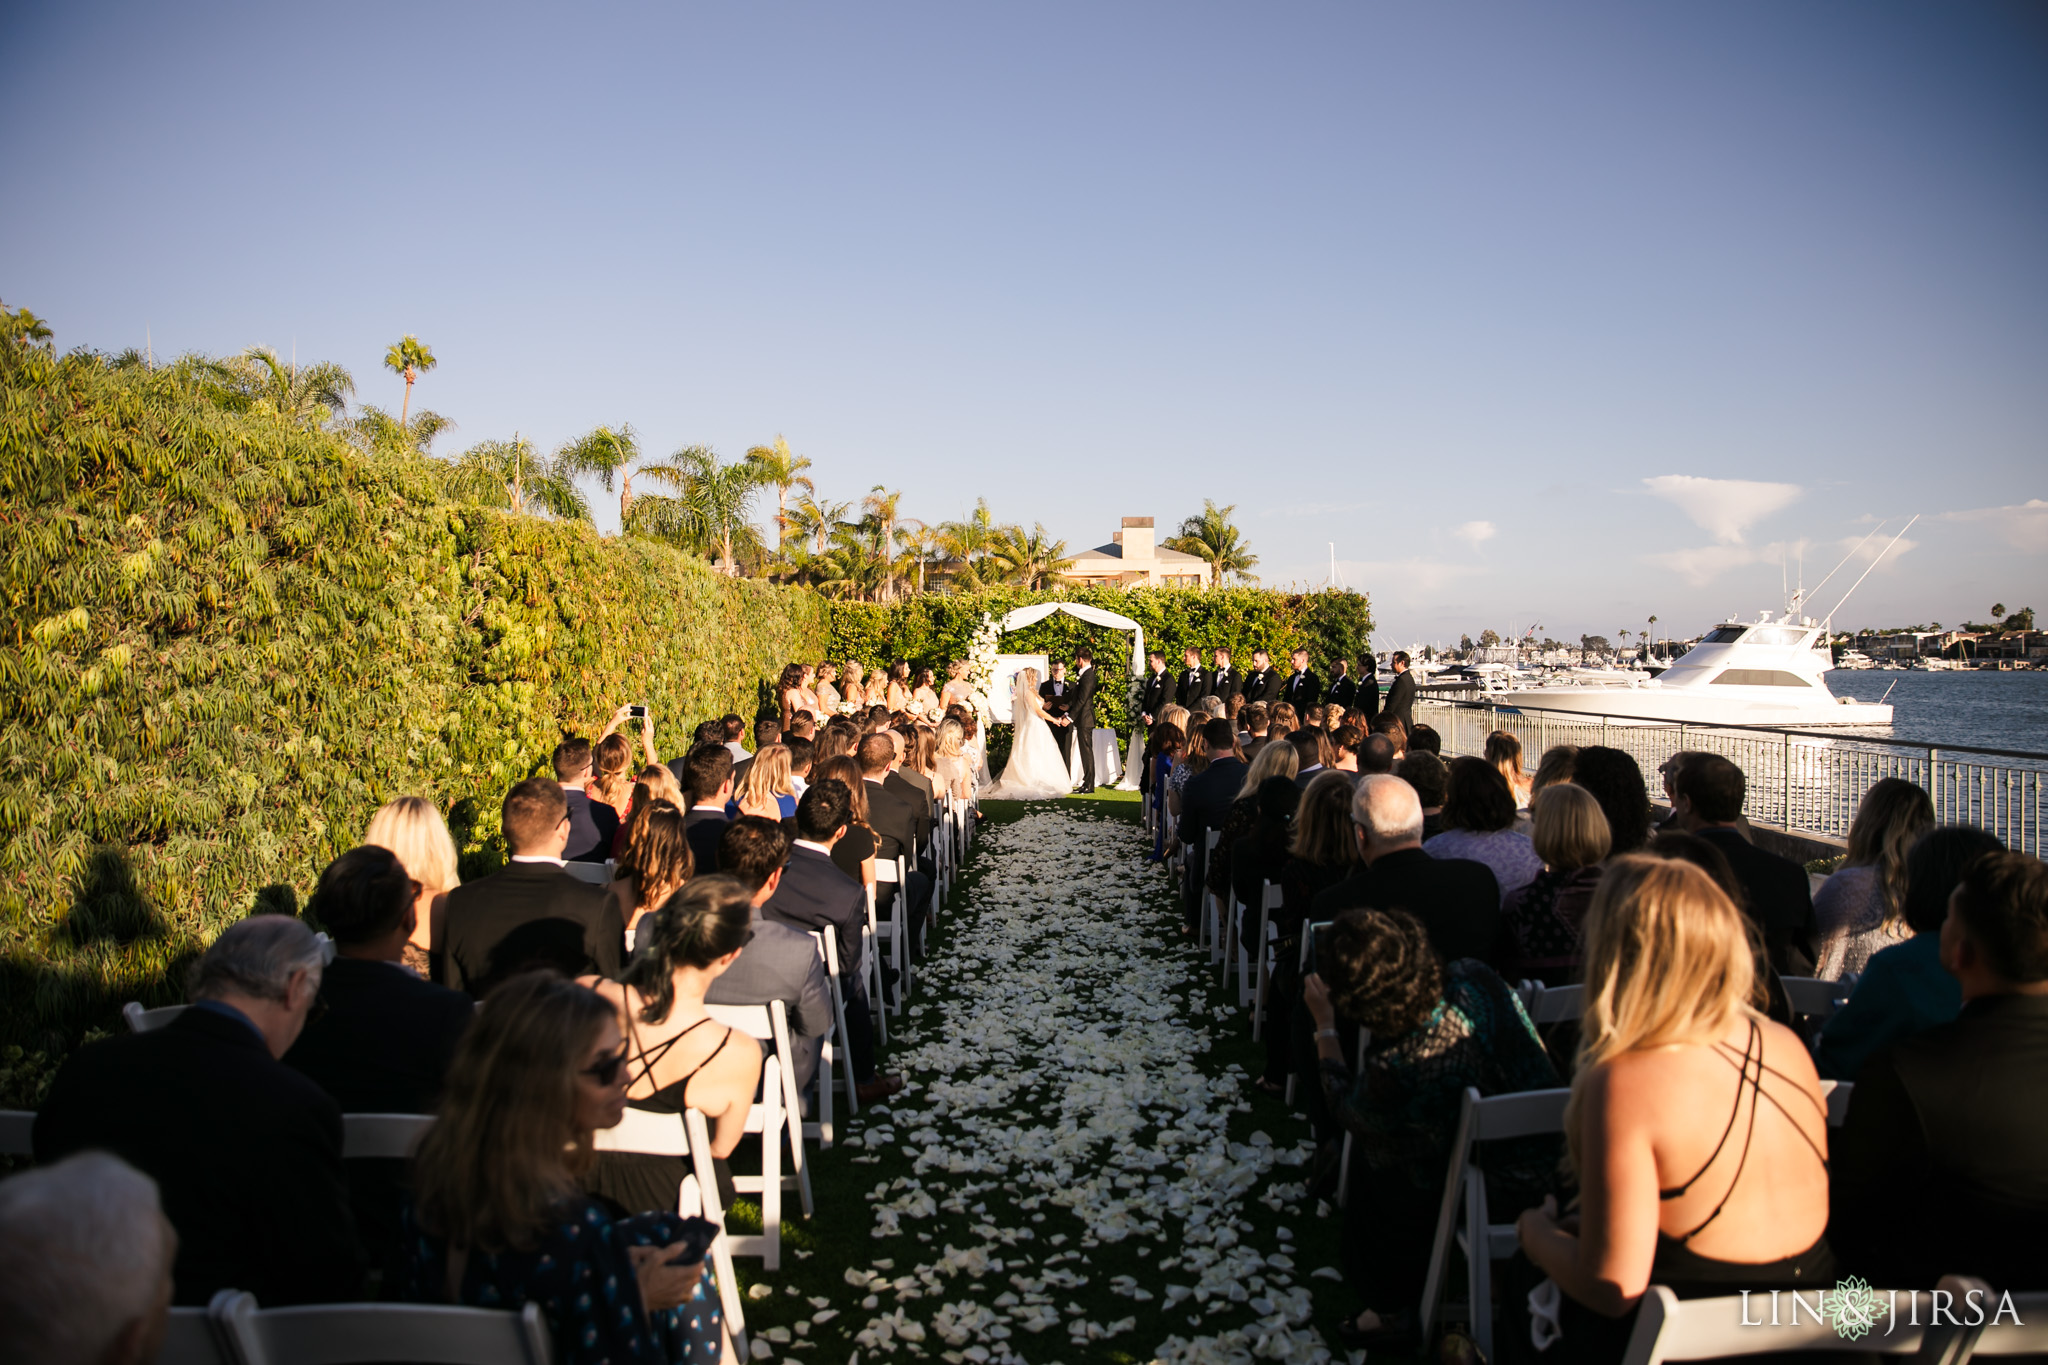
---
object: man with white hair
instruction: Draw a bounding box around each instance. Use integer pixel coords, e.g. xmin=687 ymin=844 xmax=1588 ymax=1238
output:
xmin=0 ymin=1153 xmax=176 ymax=1365
xmin=35 ymin=915 xmax=364 ymax=1305
xmin=1308 ymin=773 xmax=1503 ymax=963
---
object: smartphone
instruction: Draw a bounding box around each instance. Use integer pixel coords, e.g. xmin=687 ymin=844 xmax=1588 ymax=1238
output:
xmin=664 ymin=1215 xmax=721 ymax=1267
xmin=626 ymin=704 xmax=648 ymax=720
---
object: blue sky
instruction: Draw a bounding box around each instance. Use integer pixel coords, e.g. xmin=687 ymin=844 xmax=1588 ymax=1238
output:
xmin=4 ymin=2 xmax=2043 ymax=646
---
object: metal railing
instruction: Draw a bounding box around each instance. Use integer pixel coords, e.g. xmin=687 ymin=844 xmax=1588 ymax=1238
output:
xmin=1415 ymin=698 xmax=2046 ymax=856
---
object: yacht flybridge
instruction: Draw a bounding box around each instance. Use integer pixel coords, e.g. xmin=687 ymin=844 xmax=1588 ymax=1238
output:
xmin=1503 ymin=611 xmax=1893 ymax=727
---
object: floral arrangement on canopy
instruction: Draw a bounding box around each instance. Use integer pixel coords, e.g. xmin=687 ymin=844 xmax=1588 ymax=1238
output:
xmin=964 ymin=612 xmax=1002 ymax=722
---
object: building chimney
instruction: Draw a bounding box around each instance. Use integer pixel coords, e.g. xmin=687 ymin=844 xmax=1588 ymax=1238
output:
xmin=1121 ymin=516 xmax=1155 ymax=561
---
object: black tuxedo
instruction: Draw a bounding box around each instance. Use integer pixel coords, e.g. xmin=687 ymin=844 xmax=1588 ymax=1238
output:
xmin=1697 ymin=826 xmax=1819 ymax=975
xmin=1205 ymin=665 xmax=1241 ymax=707
xmin=1311 ymin=847 xmax=1503 ymax=966
xmin=439 ymin=861 xmax=624 ymax=996
xmin=765 ymin=844 xmax=878 ymax=1081
xmin=1355 ymin=654 xmax=1381 ymax=720
xmin=1382 ymin=669 xmax=1417 ymax=731
xmin=1173 ymin=665 xmax=1210 ymax=710
xmin=562 ymin=787 xmax=619 ymax=863
xmin=684 ymin=806 xmax=732 ymax=872
xmin=35 ymin=1006 xmax=363 ymax=1306
xmin=1139 ymin=668 xmax=1171 ymax=722
xmin=285 ymin=958 xmax=473 ymax=1276
xmin=1040 ymin=677 xmax=1077 ymax=764
xmin=1281 ymin=668 xmax=1321 ymax=713
xmin=863 ymin=776 xmax=932 ymax=930
xmin=1241 ymin=667 xmax=1281 ymax=708
xmin=1069 ymin=665 xmax=1100 ymax=789
xmin=1327 ymin=672 xmax=1358 ymax=712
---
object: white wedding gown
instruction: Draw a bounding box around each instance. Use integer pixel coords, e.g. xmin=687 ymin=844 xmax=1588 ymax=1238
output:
xmin=985 ymin=674 xmax=1081 ymax=800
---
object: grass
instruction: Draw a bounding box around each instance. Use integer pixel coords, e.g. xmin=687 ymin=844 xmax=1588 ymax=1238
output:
xmin=715 ymin=789 xmax=1372 ymax=1365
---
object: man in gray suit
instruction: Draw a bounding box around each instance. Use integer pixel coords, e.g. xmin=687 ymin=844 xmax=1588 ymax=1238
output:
xmin=708 ymin=816 xmax=834 ymax=1092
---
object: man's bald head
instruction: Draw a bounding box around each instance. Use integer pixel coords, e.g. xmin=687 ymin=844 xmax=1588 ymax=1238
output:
xmin=1351 ymin=773 xmax=1425 ymax=857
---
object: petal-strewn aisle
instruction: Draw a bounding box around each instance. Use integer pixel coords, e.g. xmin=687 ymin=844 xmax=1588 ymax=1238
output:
xmin=731 ymin=798 xmax=1347 ymax=1365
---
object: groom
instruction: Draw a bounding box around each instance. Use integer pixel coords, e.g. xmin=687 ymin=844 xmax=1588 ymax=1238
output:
xmin=1068 ymin=648 xmax=1099 ymax=793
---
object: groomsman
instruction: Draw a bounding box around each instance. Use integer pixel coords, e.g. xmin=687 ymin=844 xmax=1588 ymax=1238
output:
xmin=1068 ymin=649 xmax=1100 ymax=793
xmin=1172 ymin=647 xmax=1210 ymax=710
xmin=1355 ymin=649 xmax=1382 ymax=721
xmin=1205 ymin=648 xmax=1242 ymax=709
xmin=1241 ymin=650 xmax=1281 ymax=708
xmin=1327 ymin=657 xmax=1358 ymax=712
xmin=1281 ymin=648 xmax=1320 ymax=713
xmin=1138 ymin=651 xmax=1172 ymax=725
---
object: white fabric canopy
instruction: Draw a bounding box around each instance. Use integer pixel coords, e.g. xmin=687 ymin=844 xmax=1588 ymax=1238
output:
xmin=994 ymin=602 xmax=1146 ymax=678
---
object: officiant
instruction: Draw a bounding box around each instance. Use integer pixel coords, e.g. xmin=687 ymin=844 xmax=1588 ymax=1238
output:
xmin=1040 ymin=662 xmax=1076 ymax=764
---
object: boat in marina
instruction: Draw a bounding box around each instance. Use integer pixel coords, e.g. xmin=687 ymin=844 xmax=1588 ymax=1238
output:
xmin=1498 ymin=611 xmax=1894 ymax=727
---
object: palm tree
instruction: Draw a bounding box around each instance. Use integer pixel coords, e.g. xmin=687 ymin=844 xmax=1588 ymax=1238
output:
xmin=744 ymin=435 xmax=815 ymax=550
xmin=444 ymin=435 xmax=590 ymax=520
xmin=1166 ymin=500 xmax=1259 ymax=586
xmin=862 ymin=486 xmax=906 ymax=601
xmin=2 ymin=303 xmax=54 ymax=348
xmin=895 ymin=520 xmax=940 ymax=594
xmin=812 ymin=517 xmax=891 ymax=600
xmin=347 ymin=403 xmax=454 ymax=457
xmin=988 ymin=523 xmax=1074 ymax=590
xmin=554 ymin=424 xmax=642 ymax=528
xmin=234 ymin=347 xmax=355 ymax=427
xmin=789 ymin=493 xmax=852 ymax=557
xmin=936 ymin=498 xmax=1011 ymax=590
xmin=1992 ymin=603 xmax=2007 ymax=622
xmin=383 ymin=335 xmax=437 ymax=425
xmin=1647 ymin=614 xmax=1659 ymax=658
xmin=639 ymin=446 xmax=767 ymax=573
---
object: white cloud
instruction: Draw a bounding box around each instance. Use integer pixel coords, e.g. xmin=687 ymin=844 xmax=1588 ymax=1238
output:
xmin=1336 ymin=557 xmax=1491 ymax=595
xmin=1941 ymin=499 xmax=2048 ymax=553
xmin=1642 ymin=475 xmax=1802 ymax=543
xmin=1453 ymin=520 xmax=1496 ymax=548
xmin=1645 ymin=532 xmax=1918 ymax=590
xmin=1643 ymin=543 xmax=1771 ymax=587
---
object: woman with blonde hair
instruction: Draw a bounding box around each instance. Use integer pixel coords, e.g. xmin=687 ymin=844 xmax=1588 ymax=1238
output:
xmin=934 ymin=718 xmax=975 ymax=803
xmin=365 ymin=796 xmax=461 ymax=976
xmin=398 ymin=971 xmax=725 ymax=1363
xmin=840 ymin=661 xmax=868 ymax=709
xmin=1518 ymin=855 xmax=1832 ymax=1354
xmin=1484 ymin=729 xmax=1532 ymax=809
xmin=814 ymin=661 xmax=843 ymax=715
xmin=1499 ymin=782 xmax=1612 ymax=986
xmin=606 ymin=801 xmax=693 ymax=942
xmin=1203 ymin=740 xmax=1300 ymax=915
xmin=613 ymin=764 xmax=684 ymax=859
xmin=939 ymin=659 xmax=975 ymax=714
xmin=1814 ymin=777 xmax=1936 ymax=980
xmin=732 ymin=744 xmax=797 ymax=819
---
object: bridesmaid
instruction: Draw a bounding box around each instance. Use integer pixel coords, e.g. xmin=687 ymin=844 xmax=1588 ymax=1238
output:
xmin=815 ymin=661 xmax=842 ymax=715
xmin=797 ymin=663 xmax=823 ymax=719
xmin=884 ymin=662 xmax=912 ymax=714
xmin=777 ymin=663 xmax=809 ymax=730
xmin=841 ymin=661 xmax=868 ymax=709
xmin=911 ymin=667 xmax=941 ymax=720
xmin=939 ymin=659 xmax=976 ymax=714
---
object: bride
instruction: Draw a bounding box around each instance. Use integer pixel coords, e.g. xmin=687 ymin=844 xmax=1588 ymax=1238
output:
xmin=984 ymin=668 xmax=1078 ymax=800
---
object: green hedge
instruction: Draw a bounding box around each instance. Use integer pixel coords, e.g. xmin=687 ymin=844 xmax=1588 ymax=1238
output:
xmin=0 ymin=345 xmax=827 ymax=1074
xmin=829 ymin=586 xmax=1374 ymax=731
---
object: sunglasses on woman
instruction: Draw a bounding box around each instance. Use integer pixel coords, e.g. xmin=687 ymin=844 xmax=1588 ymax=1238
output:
xmin=581 ymin=1046 xmax=631 ymax=1087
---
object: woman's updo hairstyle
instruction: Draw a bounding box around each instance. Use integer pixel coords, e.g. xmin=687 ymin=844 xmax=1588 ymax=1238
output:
xmin=1317 ymin=907 xmax=1443 ymax=1038
xmin=622 ymin=873 xmax=754 ymax=1022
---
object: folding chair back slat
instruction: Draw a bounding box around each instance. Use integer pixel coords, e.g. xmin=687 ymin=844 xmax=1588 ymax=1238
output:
xmin=560 ymin=861 xmax=611 ymax=886
xmin=217 ymin=1294 xmax=555 ymax=1365
xmin=1779 ymin=975 xmax=1851 ymax=1019
xmin=124 ymin=1001 xmax=186 ymax=1033
xmin=341 ymin=1113 xmax=435 ymax=1160
xmin=1619 ymin=1283 xmax=1955 ymax=1365
xmin=0 ymin=1108 xmax=33 ymax=1157
xmin=157 ymin=1306 xmax=236 ymax=1365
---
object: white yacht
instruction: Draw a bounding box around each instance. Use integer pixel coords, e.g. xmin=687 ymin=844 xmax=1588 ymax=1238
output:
xmin=1500 ymin=611 xmax=1892 ymax=727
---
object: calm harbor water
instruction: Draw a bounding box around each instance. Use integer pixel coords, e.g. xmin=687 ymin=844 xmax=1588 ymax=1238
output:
xmin=1825 ymin=669 xmax=2048 ymax=754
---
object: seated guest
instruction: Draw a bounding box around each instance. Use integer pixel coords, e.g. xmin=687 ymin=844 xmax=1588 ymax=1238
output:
xmin=1324 ymin=723 xmax=1364 ymax=784
xmin=786 ymin=734 xmax=815 ymax=795
xmin=1312 ymin=774 xmax=1501 ymax=964
xmin=583 ymin=877 xmax=764 ymax=1218
xmin=587 ymin=732 xmax=639 ymax=825
xmin=768 ymin=779 xmax=902 ymax=1101
xmin=812 ymin=755 xmax=880 ymax=892
xmin=1572 ymin=745 xmax=1652 ymax=855
xmin=399 ymin=972 xmax=724 ymax=1362
xmin=1406 ymin=723 xmax=1441 ymax=756
xmin=1368 ymin=716 xmax=1406 ymax=759
xmin=859 ymin=733 xmax=933 ymax=929
xmin=1231 ymin=776 xmax=1303 ymax=948
xmin=1146 ymin=722 xmax=1186 ymax=862
xmin=364 ymin=794 xmax=462 ymax=977
xmin=1647 ymin=829 xmax=1796 ymax=1028
xmin=731 ymin=717 xmax=782 ymax=787
xmin=1358 ymin=732 xmax=1398 ymax=778
xmin=441 ymin=778 xmax=625 ymax=995
xmin=1530 ymin=743 xmax=1579 ymax=796
xmin=1289 ymin=726 xmax=1329 ymax=787
xmin=1207 ymin=740 xmax=1299 ymax=912
xmin=607 ymin=800 xmax=693 ymax=946
xmin=288 ymin=846 xmax=474 ymax=1274
xmin=732 ymin=743 xmax=799 ymax=820
xmin=1499 ymin=783 xmax=1611 ymax=986
xmin=1240 ymin=702 xmax=1272 ymax=759
xmin=1424 ymin=757 xmax=1543 ymax=904
xmin=1484 ymin=729 xmax=1531 ymax=809
xmin=1831 ymin=850 xmax=2048 ymax=1290
xmin=708 ymin=816 xmax=834 ymax=1092
xmin=1816 ymin=826 xmax=2002 ymax=1080
xmin=934 ymin=719 xmax=976 ymax=802
xmin=0 ymin=1152 xmax=176 ymax=1365
xmin=35 ymin=916 xmax=363 ymax=1306
xmin=1164 ymin=718 xmax=1212 ymax=848
xmin=614 ymin=763 xmax=685 ymax=858
xmin=1177 ymin=718 xmax=1251 ymax=921
xmin=1674 ymin=754 xmax=1819 ymax=974
xmin=1304 ymin=909 xmax=1558 ymax=1347
xmin=1814 ymin=777 xmax=1934 ymax=979
xmin=721 ymin=712 xmax=750 ymax=761
xmin=1258 ymin=772 xmax=1364 ymax=1095
xmin=1396 ymin=749 xmax=1446 ymax=837
xmin=1518 ymin=856 xmax=1832 ymax=1354
xmin=678 ymin=743 xmax=737 ymax=871
xmin=553 ymin=738 xmax=620 ymax=862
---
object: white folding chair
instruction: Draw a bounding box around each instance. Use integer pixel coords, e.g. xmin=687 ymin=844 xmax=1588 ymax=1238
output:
xmin=1333 ymin=1024 xmax=1370 ymax=1209
xmin=591 ymin=1107 xmax=747 ymax=1355
xmin=1285 ymin=920 xmax=1335 ymax=1106
xmin=1780 ymin=975 xmax=1853 ymax=1019
xmin=1523 ymin=982 xmax=1584 ymax=1025
xmin=860 ymin=914 xmax=887 ymax=1046
xmin=1620 ymin=1281 xmax=1961 ymax=1365
xmin=124 ymin=1001 xmax=185 ymax=1033
xmin=157 ymin=1289 xmax=245 ymax=1365
xmin=214 ymin=1291 xmax=555 ymax=1365
xmin=704 ymin=998 xmax=815 ymax=1255
xmin=807 ymin=928 xmax=860 ymax=1140
xmin=868 ymin=854 xmax=912 ymax=1013
xmin=1201 ymin=829 xmax=1223 ymax=961
xmin=342 ymin=1113 xmax=435 ymax=1159
xmin=1249 ymin=883 xmax=1283 ymax=1033
xmin=560 ymin=860 xmax=612 ymax=887
xmin=1821 ymin=1079 xmax=1853 ymax=1127
xmin=0 ymin=1108 xmax=32 ymax=1156
xmin=1957 ymin=1281 xmax=2048 ymax=1361
xmin=1419 ymin=1086 xmax=1572 ymax=1361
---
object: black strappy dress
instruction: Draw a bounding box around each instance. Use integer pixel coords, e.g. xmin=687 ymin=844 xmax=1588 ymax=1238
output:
xmin=587 ymin=1013 xmax=739 ymax=1217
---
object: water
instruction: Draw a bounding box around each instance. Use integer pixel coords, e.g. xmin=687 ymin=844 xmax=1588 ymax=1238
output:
xmin=1824 ymin=669 xmax=2048 ymax=755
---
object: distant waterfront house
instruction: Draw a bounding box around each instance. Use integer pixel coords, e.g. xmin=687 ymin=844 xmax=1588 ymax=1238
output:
xmin=1064 ymin=517 xmax=1210 ymax=589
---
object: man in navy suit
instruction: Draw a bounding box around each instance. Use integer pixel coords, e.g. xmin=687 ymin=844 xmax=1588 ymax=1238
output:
xmin=553 ymin=738 xmax=618 ymax=862
xmin=766 ymin=780 xmax=903 ymax=1102
xmin=1177 ymin=717 xmax=1250 ymax=931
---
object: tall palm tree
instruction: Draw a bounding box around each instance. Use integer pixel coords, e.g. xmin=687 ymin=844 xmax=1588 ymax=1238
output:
xmin=554 ymin=424 xmax=643 ymax=528
xmin=383 ymin=335 xmax=437 ymax=425
xmin=744 ymin=435 xmax=815 ymax=551
xmin=235 ymin=347 xmax=355 ymax=427
xmin=347 ymin=403 xmax=454 ymax=457
xmin=988 ymin=523 xmax=1074 ymax=590
xmin=863 ymin=486 xmax=906 ymax=601
xmin=1166 ymin=500 xmax=1259 ymax=586
xmin=935 ymin=498 xmax=1007 ymax=588
xmin=639 ymin=446 xmax=767 ymax=574
xmin=2 ymin=303 xmax=54 ymax=348
xmin=895 ymin=520 xmax=939 ymax=594
xmin=445 ymin=435 xmax=590 ymax=520
xmin=789 ymin=493 xmax=852 ymax=557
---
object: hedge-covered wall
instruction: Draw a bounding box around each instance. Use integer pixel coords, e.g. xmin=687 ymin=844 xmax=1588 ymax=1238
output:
xmin=0 ymin=345 xmax=827 ymax=1071
xmin=829 ymin=586 xmax=1374 ymax=732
